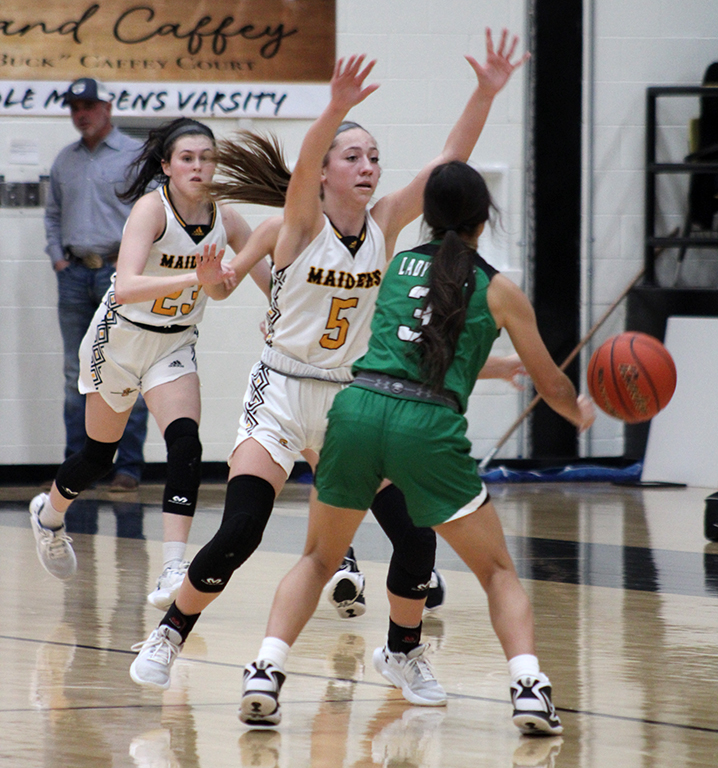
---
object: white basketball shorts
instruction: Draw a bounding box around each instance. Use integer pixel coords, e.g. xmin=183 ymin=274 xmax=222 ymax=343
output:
xmin=78 ymin=305 xmax=199 ymax=413
xmin=231 ymin=361 xmax=345 ymax=476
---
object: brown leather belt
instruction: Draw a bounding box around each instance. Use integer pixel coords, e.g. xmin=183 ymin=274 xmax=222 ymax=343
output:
xmin=65 ymin=247 xmax=118 ymax=269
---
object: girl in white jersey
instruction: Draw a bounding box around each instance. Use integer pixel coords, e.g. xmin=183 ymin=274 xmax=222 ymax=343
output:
xmin=130 ymin=31 xmax=529 ymax=703
xmin=28 ymin=118 xmax=268 ymax=597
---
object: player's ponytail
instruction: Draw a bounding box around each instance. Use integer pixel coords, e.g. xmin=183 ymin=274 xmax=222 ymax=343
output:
xmin=417 ymin=161 xmax=494 ymax=392
xmin=209 ymin=122 xmax=372 ymax=207
xmin=119 ymin=118 xmax=215 ymax=204
xmin=208 ymin=131 xmax=291 ymax=208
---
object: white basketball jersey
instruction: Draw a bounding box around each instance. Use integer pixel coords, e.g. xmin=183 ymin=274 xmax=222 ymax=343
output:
xmin=262 ymin=212 xmax=386 ymax=382
xmin=111 ymin=184 xmax=226 ymax=327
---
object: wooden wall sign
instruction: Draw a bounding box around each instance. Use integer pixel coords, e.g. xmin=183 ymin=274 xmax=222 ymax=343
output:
xmin=0 ymin=1 xmax=335 ymax=82
xmin=0 ymin=1 xmax=335 ymax=117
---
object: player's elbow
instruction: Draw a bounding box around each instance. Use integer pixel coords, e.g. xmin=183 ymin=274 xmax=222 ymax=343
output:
xmin=536 ymin=374 xmax=576 ymax=407
xmin=112 ymin=280 xmax=133 ymax=305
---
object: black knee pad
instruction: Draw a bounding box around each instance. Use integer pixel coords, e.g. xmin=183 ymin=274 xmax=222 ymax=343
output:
xmin=56 ymin=437 xmax=120 ymax=500
xmin=371 ymin=484 xmax=437 ymax=600
xmin=163 ymin=418 xmax=202 ymax=516
xmin=188 ymin=474 xmax=275 ymax=593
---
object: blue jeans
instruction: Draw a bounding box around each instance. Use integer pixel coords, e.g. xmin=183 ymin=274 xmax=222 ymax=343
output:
xmin=56 ymin=262 xmax=148 ymax=481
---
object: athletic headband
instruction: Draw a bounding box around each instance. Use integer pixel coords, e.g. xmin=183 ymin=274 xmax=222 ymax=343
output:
xmin=335 ymin=120 xmax=366 ymax=136
xmin=162 ymin=121 xmax=215 ymax=154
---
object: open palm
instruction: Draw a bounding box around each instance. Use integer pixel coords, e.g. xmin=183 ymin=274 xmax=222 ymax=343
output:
xmin=196 ymin=243 xmax=228 ymax=285
xmin=466 ymin=28 xmax=530 ymax=98
xmin=330 ymin=54 xmax=379 ymax=112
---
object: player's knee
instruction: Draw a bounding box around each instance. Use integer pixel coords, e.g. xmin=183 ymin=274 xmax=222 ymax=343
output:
xmin=163 ymin=418 xmax=202 ymax=516
xmin=387 ymin=557 xmax=435 ymax=600
xmin=387 ymin=525 xmax=436 ymax=599
xmin=187 ymin=474 xmax=276 ymax=592
xmin=56 ymin=437 xmax=120 ymax=499
xmin=390 ymin=520 xmax=436 ymax=575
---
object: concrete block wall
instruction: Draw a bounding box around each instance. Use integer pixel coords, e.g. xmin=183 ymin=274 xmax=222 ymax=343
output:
xmin=0 ymin=0 xmax=528 ymax=469
xmin=7 ymin=1 xmax=714 ymax=468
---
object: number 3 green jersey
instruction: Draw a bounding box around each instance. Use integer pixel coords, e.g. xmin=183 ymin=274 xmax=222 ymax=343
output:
xmin=352 ymin=241 xmax=500 ymax=413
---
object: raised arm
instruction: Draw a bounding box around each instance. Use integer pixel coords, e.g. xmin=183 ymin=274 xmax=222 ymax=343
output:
xmin=273 ymin=55 xmax=379 ymax=269
xmin=372 ymin=28 xmax=528 ymax=250
xmin=487 ymin=275 xmax=595 ymax=432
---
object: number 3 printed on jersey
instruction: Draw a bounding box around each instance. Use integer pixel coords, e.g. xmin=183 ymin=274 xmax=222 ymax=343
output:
xmin=320 ymin=296 xmax=359 ymax=349
xmin=398 ymin=285 xmax=431 ymax=343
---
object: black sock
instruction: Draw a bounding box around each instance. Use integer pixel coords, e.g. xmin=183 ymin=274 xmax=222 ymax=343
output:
xmin=161 ymin=602 xmax=200 ymax=641
xmin=387 ymin=618 xmax=422 ymax=655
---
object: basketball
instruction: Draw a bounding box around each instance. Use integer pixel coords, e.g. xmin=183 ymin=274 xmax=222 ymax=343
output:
xmin=587 ymin=332 xmax=677 ymax=423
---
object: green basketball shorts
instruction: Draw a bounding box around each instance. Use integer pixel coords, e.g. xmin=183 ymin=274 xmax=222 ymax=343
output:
xmin=315 ymin=385 xmax=488 ymax=527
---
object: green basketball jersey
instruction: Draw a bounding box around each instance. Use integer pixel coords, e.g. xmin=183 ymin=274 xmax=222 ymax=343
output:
xmin=352 ymin=241 xmax=500 ymax=413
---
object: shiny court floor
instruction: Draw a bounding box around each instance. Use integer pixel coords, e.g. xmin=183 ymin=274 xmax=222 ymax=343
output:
xmin=1 ymin=478 xmax=717 ymax=767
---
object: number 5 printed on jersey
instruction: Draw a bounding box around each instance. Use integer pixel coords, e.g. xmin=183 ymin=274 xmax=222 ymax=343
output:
xmin=320 ymin=296 xmax=359 ymax=349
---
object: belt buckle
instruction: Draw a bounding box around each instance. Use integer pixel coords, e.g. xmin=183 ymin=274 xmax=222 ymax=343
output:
xmin=83 ymin=253 xmax=104 ymax=269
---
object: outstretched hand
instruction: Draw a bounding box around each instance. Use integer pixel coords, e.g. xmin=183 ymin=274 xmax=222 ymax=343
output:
xmin=478 ymin=353 xmax=527 ymax=388
xmin=196 ymin=243 xmax=234 ymax=287
xmin=575 ymin=394 xmax=597 ymax=433
xmin=330 ymin=54 xmax=379 ymax=112
xmin=496 ymin=354 xmax=528 ymax=390
xmin=465 ymin=28 xmax=529 ymax=98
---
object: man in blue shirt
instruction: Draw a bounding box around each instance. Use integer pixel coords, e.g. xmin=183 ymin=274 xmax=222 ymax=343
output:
xmin=45 ymin=77 xmax=148 ymax=490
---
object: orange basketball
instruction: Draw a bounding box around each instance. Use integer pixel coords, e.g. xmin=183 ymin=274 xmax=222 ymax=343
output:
xmin=587 ymin=332 xmax=677 ymax=423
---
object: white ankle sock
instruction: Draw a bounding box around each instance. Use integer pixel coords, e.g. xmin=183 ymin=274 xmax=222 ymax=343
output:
xmin=508 ymin=654 xmax=540 ymax=682
xmin=163 ymin=541 xmax=187 ymax=571
xmin=39 ymin=497 xmax=66 ymax=530
xmin=257 ymin=637 xmax=290 ymax=670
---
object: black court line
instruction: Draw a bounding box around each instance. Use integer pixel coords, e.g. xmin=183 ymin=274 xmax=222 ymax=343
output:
xmin=3 ymin=634 xmax=717 ymax=735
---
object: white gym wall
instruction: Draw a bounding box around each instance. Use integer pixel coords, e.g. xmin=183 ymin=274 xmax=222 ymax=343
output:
xmin=1 ymin=0 xmax=717 ymax=468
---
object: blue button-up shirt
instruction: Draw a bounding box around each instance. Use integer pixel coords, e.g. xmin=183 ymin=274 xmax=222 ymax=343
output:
xmin=44 ymin=126 xmax=142 ymax=266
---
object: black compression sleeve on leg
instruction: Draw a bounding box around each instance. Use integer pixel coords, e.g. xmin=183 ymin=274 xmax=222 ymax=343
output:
xmin=163 ymin=418 xmax=202 ymax=516
xmin=371 ymin=483 xmax=436 ymax=600
xmin=56 ymin=437 xmax=121 ymax=499
xmin=187 ymin=474 xmax=276 ymax=593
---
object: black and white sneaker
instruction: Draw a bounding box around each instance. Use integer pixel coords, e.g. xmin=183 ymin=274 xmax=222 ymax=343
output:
xmin=326 ymin=547 xmax=366 ymax=619
xmin=510 ymin=674 xmax=563 ymax=735
xmin=239 ymin=660 xmax=286 ymax=727
xmin=423 ymin=569 xmax=446 ymax=613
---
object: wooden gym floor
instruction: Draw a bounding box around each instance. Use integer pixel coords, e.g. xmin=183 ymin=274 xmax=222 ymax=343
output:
xmin=0 ymin=478 xmax=717 ymax=767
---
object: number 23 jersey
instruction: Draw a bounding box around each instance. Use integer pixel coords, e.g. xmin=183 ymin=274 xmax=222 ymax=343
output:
xmin=112 ymin=183 xmax=227 ymax=327
xmin=262 ymin=212 xmax=386 ymax=382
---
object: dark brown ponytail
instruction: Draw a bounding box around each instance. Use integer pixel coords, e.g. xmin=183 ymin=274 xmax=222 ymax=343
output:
xmin=208 ymin=131 xmax=291 ymax=208
xmin=417 ymin=161 xmax=494 ymax=391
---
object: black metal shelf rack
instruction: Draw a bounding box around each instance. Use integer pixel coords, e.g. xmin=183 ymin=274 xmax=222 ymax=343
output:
xmin=645 ymin=85 xmax=718 ymax=284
